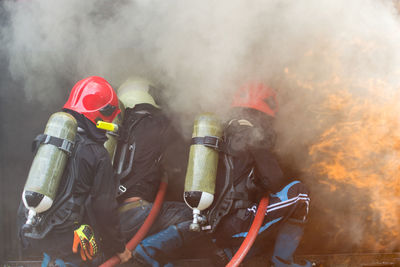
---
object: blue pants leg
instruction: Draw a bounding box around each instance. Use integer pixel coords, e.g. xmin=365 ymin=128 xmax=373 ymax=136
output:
xmin=41 ymin=253 xmax=80 ymax=267
xmin=132 ymin=221 xmax=205 ymax=267
xmin=230 ymin=181 xmax=311 ymax=265
xmin=271 ymin=220 xmax=312 ymax=267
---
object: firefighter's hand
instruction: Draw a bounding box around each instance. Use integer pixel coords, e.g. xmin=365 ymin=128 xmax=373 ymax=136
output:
xmin=117 ymin=247 xmax=132 ymax=263
xmin=72 ymin=224 xmax=98 ymax=261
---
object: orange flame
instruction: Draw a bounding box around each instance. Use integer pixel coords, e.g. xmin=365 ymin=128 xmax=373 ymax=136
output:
xmin=308 ymin=89 xmax=400 ymax=250
xmin=282 ymin=44 xmax=400 ymax=250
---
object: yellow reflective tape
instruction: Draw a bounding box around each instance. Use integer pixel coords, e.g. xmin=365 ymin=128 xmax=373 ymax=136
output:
xmin=96 ymin=121 xmax=118 ymax=132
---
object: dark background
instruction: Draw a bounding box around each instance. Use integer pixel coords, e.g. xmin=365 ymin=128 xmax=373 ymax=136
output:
xmin=0 ymin=57 xmax=62 ymax=262
xmin=0 ymin=5 xmax=68 ymax=257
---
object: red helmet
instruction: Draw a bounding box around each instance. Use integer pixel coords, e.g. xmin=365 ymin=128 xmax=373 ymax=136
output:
xmin=63 ymin=76 xmax=120 ymax=124
xmin=232 ymin=83 xmax=278 ymax=117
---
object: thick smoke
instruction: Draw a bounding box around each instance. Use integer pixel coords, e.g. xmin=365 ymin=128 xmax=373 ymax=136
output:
xmin=3 ymin=0 xmax=400 ymax=113
xmin=2 ymin=0 xmax=400 ymax=254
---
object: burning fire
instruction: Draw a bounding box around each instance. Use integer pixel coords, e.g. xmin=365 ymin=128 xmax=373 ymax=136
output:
xmin=310 ymin=89 xmax=400 ymax=248
xmin=283 ymin=48 xmax=400 ymax=251
xmin=314 ymin=88 xmax=400 ymax=250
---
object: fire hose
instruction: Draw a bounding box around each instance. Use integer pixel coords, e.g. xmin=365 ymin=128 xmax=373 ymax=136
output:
xmin=100 ymin=177 xmax=168 ymax=267
xmin=226 ymin=196 xmax=269 ymax=267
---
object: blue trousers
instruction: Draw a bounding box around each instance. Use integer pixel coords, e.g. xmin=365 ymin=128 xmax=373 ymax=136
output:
xmin=41 ymin=253 xmax=79 ymax=267
xmin=132 ymin=180 xmax=310 ymax=266
xmin=30 ymin=230 xmax=100 ymax=267
xmin=119 ymin=200 xmax=193 ymax=243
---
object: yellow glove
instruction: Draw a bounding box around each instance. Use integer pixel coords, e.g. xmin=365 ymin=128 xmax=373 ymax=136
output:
xmin=72 ymin=224 xmax=98 ymax=261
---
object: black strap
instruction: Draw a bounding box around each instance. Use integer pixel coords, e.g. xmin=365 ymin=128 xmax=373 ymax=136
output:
xmin=227 ymin=191 xmax=249 ymax=200
xmin=205 ymin=154 xmax=234 ymax=232
xmin=119 ymin=110 xmax=151 ymax=143
xmin=191 ymin=136 xmax=224 ymax=151
xmin=233 ymin=200 xmax=254 ymax=210
xmin=115 ymin=110 xmax=151 ymax=196
xmin=23 ymin=135 xmax=88 ymax=240
xmin=32 ymin=134 xmax=74 ymax=156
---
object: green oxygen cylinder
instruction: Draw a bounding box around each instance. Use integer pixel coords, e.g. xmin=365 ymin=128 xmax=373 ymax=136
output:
xmin=184 ymin=113 xmax=222 ymax=231
xmin=22 ymin=112 xmax=77 ymax=225
xmin=103 ymin=101 xmax=125 ymax=161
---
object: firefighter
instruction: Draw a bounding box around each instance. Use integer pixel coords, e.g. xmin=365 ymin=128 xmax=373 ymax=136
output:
xmin=18 ymin=76 xmax=131 ymax=266
xmin=113 ymin=78 xmax=192 ymax=244
xmin=130 ymin=83 xmax=312 ymax=267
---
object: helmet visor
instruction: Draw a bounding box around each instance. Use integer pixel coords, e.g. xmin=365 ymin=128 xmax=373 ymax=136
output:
xmin=99 ymin=104 xmax=117 ymax=117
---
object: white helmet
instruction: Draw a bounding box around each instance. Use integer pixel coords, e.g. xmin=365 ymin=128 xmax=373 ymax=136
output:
xmin=117 ymin=77 xmax=160 ymax=109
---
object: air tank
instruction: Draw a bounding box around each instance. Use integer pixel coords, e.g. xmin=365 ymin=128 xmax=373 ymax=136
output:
xmin=22 ymin=112 xmax=77 ymax=225
xmin=103 ymin=101 xmax=125 ymax=161
xmin=184 ymin=113 xmax=222 ymax=231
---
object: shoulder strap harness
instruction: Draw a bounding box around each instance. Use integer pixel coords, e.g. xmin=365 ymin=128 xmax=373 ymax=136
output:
xmin=114 ymin=109 xmax=151 ymax=196
xmin=24 ymin=132 xmax=88 ymax=239
xmin=205 ymin=119 xmax=257 ymax=232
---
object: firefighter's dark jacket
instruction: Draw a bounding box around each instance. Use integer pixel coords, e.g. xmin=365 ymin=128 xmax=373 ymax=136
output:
xmin=217 ymin=108 xmax=285 ymax=196
xmin=207 ymin=108 xmax=287 ymax=238
xmin=116 ymin=103 xmax=171 ymax=203
xmin=19 ymin=109 xmax=126 ymax=256
xmin=65 ymin=110 xmax=126 ymax=255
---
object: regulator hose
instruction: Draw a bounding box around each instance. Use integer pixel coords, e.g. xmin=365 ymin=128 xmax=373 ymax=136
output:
xmin=100 ymin=177 xmax=168 ymax=267
xmin=226 ymin=196 xmax=269 ymax=267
